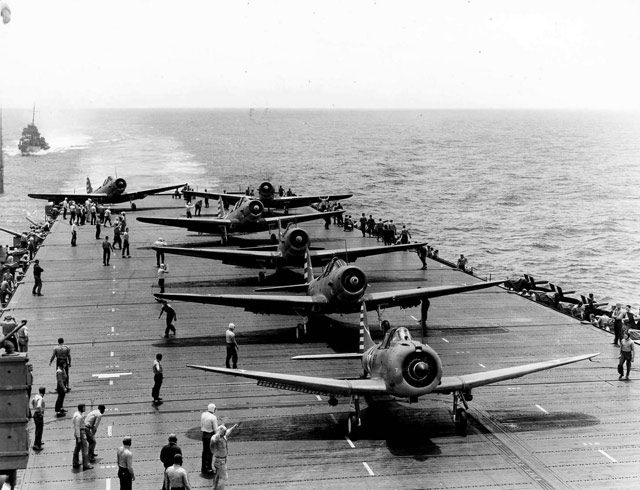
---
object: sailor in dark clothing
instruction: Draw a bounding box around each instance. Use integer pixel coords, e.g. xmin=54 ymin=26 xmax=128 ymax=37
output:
xmin=160 ymin=434 xmax=182 ymax=490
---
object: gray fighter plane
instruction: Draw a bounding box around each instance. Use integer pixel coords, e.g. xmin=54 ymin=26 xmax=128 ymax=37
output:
xmin=138 ymin=196 xmax=342 ymax=244
xmin=156 ymin=250 xmax=504 ymax=338
xmin=153 ymin=222 xmax=427 ymax=283
xmin=184 ymin=181 xmax=352 ymax=211
xmin=189 ymin=305 xmax=599 ymax=436
xmin=28 ymin=176 xmax=186 ymax=209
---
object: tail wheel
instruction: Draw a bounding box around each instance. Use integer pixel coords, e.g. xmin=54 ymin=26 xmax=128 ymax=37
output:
xmin=455 ymin=408 xmax=468 ymax=436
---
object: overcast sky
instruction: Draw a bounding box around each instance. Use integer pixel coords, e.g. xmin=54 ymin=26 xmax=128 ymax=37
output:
xmin=1 ymin=0 xmax=639 ymax=110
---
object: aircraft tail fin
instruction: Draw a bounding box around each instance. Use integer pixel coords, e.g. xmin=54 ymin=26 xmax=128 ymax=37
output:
xmin=303 ymin=248 xmax=314 ymax=284
xmin=86 ymin=177 xmax=93 ymax=193
xmin=359 ymin=302 xmax=375 ymax=353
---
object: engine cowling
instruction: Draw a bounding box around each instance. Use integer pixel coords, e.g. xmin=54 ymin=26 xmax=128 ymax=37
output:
xmin=114 ymin=178 xmax=127 ymax=192
xmin=245 ymin=199 xmax=264 ymax=221
xmin=332 ymin=266 xmax=367 ymax=304
xmin=258 ymin=181 xmax=275 ymax=201
xmin=383 ymin=343 xmax=443 ymax=397
xmin=282 ymin=228 xmax=309 ymax=257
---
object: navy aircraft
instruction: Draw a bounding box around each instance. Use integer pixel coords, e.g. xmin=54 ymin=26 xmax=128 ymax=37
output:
xmin=189 ymin=305 xmax=599 ymax=436
xmin=28 ymin=176 xmax=186 ymax=209
xmin=137 ymin=196 xmax=343 ymax=244
xmin=184 ymin=181 xmax=352 ymax=211
xmin=153 ymin=222 xmax=427 ymax=282
xmin=156 ymin=250 xmax=504 ymax=337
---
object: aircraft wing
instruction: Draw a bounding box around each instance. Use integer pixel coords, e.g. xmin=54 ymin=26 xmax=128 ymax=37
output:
xmin=136 ymin=217 xmax=232 ymax=234
xmin=309 ymin=242 xmax=427 ymax=266
xmin=265 ymin=194 xmax=353 ymax=209
xmin=363 ymin=279 xmax=504 ymax=310
xmin=433 ymin=353 xmax=599 ymax=393
xmin=155 ymin=293 xmax=322 ymax=315
xmin=118 ymin=183 xmax=186 ymax=202
xmin=154 ymin=245 xmax=277 ymax=268
xmin=263 ymin=210 xmax=343 ymax=227
xmin=183 ymin=190 xmax=243 ymax=206
xmin=188 ymin=364 xmax=388 ymax=397
xmin=28 ymin=192 xmax=108 ymax=203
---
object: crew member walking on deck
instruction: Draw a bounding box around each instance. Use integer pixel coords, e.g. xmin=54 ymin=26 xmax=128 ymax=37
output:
xmin=212 ymin=424 xmax=239 ymax=490
xmin=225 ymin=323 xmax=239 ymax=369
xmin=54 ymin=365 xmax=67 ymax=416
xmin=32 ymin=259 xmax=43 ymax=296
xmin=159 ymin=301 xmax=177 ymax=338
xmin=71 ymin=223 xmax=77 ymax=246
xmin=117 ymin=437 xmax=135 ymax=490
xmin=164 ymin=454 xmax=192 ymax=490
xmin=50 ymin=337 xmax=71 ymax=391
xmin=152 ymin=353 xmax=163 ymax=405
xmin=618 ymin=331 xmax=635 ymax=380
xmin=154 ymin=238 xmax=167 ymax=267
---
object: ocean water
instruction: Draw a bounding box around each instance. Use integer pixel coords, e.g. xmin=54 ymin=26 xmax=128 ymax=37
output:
xmin=1 ymin=108 xmax=639 ymax=307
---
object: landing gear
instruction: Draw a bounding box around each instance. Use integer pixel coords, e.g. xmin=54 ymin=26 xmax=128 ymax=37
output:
xmin=258 ymin=271 xmax=266 ymax=284
xmin=270 ymin=233 xmax=278 ymax=244
xmin=294 ymin=322 xmax=307 ymax=341
xmin=130 ymin=202 xmax=137 ymax=211
xmin=346 ymin=395 xmax=361 ymax=436
xmin=452 ymin=390 xmax=470 ymax=436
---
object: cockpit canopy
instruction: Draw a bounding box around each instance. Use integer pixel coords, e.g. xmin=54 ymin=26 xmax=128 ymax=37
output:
xmin=381 ymin=327 xmax=413 ymax=348
xmin=320 ymin=257 xmax=348 ymax=278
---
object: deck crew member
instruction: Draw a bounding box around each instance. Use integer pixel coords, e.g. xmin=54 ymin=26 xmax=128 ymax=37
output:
xmin=160 ymin=434 xmax=182 ymax=489
xmin=201 ymin=403 xmax=219 ymax=474
xmin=154 ymin=238 xmax=167 ymax=267
xmin=50 ymin=337 xmax=71 ymax=391
xmin=72 ymin=404 xmax=93 ymax=470
xmin=225 ymin=324 xmax=239 ymax=369
xmin=32 ymin=259 xmax=44 ymax=295
xmin=102 ymin=236 xmax=114 ymax=266
xmin=159 ymin=301 xmax=177 ymax=338
xmin=612 ymin=304 xmax=625 ymax=346
xmin=31 ymin=386 xmax=46 ymax=450
xmin=618 ymin=331 xmax=635 ymax=380
xmin=164 ymin=454 xmax=192 ymax=490
xmin=117 ymin=437 xmax=135 ymax=490
xmin=212 ymin=424 xmax=239 ymax=490
xmin=152 ymin=353 xmax=163 ymax=405
xmin=158 ymin=263 xmax=168 ymax=293
xmin=84 ymin=404 xmax=106 ymax=462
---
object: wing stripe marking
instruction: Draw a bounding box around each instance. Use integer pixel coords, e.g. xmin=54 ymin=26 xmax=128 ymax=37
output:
xmin=362 ymin=462 xmax=375 ymax=476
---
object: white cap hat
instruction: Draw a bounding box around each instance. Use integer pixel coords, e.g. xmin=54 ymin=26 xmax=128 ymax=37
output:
xmin=228 ymin=323 xmax=235 ymax=329
xmin=208 ymin=403 xmax=216 ymax=412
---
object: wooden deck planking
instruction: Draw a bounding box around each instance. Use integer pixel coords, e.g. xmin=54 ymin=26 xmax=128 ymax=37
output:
xmin=4 ymin=194 xmax=637 ymax=489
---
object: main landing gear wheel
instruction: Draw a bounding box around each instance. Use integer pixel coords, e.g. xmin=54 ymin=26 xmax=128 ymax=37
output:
xmin=294 ymin=323 xmax=306 ymax=341
xmin=347 ymin=413 xmax=359 ymax=436
xmin=130 ymin=202 xmax=137 ymax=211
xmin=455 ymin=408 xmax=468 ymax=436
xmin=258 ymin=271 xmax=266 ymax=284
xmin=270 ymin=233 xmax=278 ymax=244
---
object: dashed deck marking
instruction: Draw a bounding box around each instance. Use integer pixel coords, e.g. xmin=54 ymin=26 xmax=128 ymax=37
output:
xmin=362 ymin=462 xmax=374 ymax=476
xmin=106 ymin=478 xmax=110 ymax=490
xmin=442 ymin=338 xmax=449 ymax=343
xmin=110 ymin=352 xmax=114 ymax=357
xmin=535 ymin=404 xmax=549 ymax=414
xmin=345 ymin=437 xmax=355 ymax=449
xmin=92 ymin=372 xmax=132 ymax=379
xmin=479 ymin=363 xmax=486 ymax=368
xmin=598 ymin=449 xmax=618 ymax=463
xmin=107 ymin=425 xmax=112 ymax=437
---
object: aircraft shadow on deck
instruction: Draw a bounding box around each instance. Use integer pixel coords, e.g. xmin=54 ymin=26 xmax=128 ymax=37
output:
xmin=150 ymin=316 xmax=371 ymax=348
xmin=483 ymin=410 xmax=599 ymax=433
